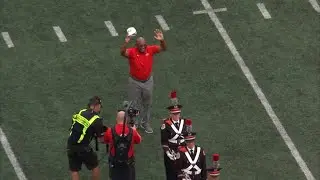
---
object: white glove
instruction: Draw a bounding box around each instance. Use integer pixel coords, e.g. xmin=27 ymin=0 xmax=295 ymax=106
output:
xmin=166 ymin=151 xmax=176 ymax=160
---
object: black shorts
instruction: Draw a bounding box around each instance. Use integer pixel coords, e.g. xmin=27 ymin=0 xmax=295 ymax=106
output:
xmin=67 ymin=147 xmax=98 ymax=171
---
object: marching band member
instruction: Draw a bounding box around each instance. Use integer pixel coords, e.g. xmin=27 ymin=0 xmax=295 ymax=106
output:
xmin=207 ymin=154 xmax=222 ymax=180
xmin=177 ymin=132 xmax=207 ymax=180
xmin=161 ymin=90 xmax=192 ymax=180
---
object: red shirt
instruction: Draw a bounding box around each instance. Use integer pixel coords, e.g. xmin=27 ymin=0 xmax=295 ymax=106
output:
xmin=104 ymin=124 xmax=142 ymax=158
xmin=127 ymin=45 xmax=160 ymax=81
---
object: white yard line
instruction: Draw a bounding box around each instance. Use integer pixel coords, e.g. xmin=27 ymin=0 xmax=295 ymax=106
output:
xmin=53 ymin=26 xmax=67 ymax=42
xmin=197 ymin=0 xmax=316 ymax=179
xmin=104 ymin=21 xmax=119 ymax=36
xmin=308 ymin=0 xmax=320 ymax=12
xmin=212 ymin=8 xmax=227 ymax=13
xmin=193 ymin=8 xmax=227 ymax=15
xmin=193 ymin=10 xmax=208 ymax=15
xmin=257 ymin=3 xmax=272 ymax=19
xmin=155 ymin=15 xmax=170 ymax=31
xmin=1 ymin=32 xmax=14 ymax=48
xmin=0 ymin=127 xmax=28 ymax=180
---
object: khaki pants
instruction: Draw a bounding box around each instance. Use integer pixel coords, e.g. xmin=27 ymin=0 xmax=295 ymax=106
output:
xmin=128 ymin=76 xmax=153 ymax=125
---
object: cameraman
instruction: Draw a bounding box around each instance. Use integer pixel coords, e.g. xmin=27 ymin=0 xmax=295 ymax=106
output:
xmin=104 ymin=111 xmax=142 ymax=180
xmin=67 ymin=96 xmax=107 ymax=180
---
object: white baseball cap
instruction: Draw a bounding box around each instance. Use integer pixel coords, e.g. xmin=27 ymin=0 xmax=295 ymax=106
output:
xmin=127 ymin=27 xmax=137 ymax=36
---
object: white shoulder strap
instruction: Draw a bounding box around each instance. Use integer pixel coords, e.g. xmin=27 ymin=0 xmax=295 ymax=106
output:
xmin=185 ymin=147 xmax=201 ymax=164
xmin=170 ymin=119 xmax=184 ymax=134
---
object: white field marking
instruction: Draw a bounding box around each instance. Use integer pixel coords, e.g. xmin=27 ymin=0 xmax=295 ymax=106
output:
xmin=193 ymin=8 xmax=227 ymax=15
xmin=155 ymin=15 xmax=170 ymax=31
xmin=308 ymin=0 xmax=320 ymax=12
xmin=0 ymin=127 xmax=28 ymax=180
xmin=104 ymin=21 xmax=118 ymax=36
xmin=53 ymin=26 xmax=67 ymax=42
xmin=197 ymin=0 xmax=316 ymax=179
xmin=212 ymin=8 xmax=227 ymax=13
xmin=257 ymin=3 xmax=272 ymax=19
xmin=1 ymin=32 xmax=14 ymax=48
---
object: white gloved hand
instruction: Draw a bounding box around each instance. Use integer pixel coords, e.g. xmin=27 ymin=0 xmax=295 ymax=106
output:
xmin=166 ymin=151 xmax=176 ymax=160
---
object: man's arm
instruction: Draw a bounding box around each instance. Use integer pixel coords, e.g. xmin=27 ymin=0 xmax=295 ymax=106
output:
xmin=93 ymin=119 xmax=105 ymax=137
xmin=103 ymin=128 xmax=112 ymax=144
xmin=176 ymin=148 xmax=187 ymax=179
xmin=92 ymin=119 xmax=107 ymax=143
xmin=201 ymin=149 xmax=207 ymax=180
xmin=160 ymin=123 xmax=170 ymax=152
xmin=154 ymin=29 xmax=167 ymax=52
xmin=159 ymin=40 xmax=167 ymax=51
xmin=120 ymin=36 xmax=131 ymax=57
xmin=132 ymin=128 xmax=142 ymax=144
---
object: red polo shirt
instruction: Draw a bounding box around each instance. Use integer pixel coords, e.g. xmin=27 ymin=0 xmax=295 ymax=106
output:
xmin=104 ymin=124 xmax=142 ymax=158
xmin=127 ymin=45 xmax=161 ymax=81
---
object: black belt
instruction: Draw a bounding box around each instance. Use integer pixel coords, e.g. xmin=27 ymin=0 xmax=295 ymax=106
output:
xmin=130 ymin=75 xmax=151 ymax=83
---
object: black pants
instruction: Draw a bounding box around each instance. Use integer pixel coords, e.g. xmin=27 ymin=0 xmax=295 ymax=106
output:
xmin=109 ymin=157 xmax=135 ymax=180
xmin=109 ymin=164 xmax=135 ymax=180
xmin=164 ymin=153 xmax=178 ymax=180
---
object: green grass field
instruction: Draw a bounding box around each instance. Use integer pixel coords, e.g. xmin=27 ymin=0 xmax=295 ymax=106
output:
xmin=1 ymin=0 xmax=319 ymax=179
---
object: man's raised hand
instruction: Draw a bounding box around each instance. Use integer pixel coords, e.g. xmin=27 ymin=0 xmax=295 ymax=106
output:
xmin=154 ymin=29 xmax=164 ymax=41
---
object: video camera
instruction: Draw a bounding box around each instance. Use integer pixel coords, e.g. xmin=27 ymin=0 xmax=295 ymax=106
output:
xmin=123 ymin=101 xmax=139 ymax=127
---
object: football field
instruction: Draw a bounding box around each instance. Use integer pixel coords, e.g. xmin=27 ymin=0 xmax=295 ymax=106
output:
xmin=1 ymin=0 xmax=319 ymax=179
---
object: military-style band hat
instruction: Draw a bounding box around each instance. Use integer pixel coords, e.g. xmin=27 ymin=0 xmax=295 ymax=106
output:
xmin=167 ymin=90 xmax=183 ymax=113
xmin=207 ymin=153 xmax=222 ymax=176
xmin=207 ymin=168 xmax=221 ymax=176
xmin=167 ymin=105 xmax=182 ymax=113
xmin=183 ymin=132 xmax=196 ymax=141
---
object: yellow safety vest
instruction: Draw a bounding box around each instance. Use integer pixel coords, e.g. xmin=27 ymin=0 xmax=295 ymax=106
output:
xmin=69 ymin=109 xmax=100 ymax=143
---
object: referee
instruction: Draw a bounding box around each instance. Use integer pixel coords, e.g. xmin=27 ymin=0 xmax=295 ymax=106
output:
xmin=120 ymin=29 xmax=167 ymax=134
xmin=67 ymin=96 xmax=106 ymax=180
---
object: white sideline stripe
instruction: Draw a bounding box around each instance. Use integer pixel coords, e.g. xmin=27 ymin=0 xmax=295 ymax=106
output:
xmin=257 ymin=3 xmax=272 ymax=19
xmin=104 ymin=21 xmax=118 ymax=36
xmin=0 ymin=127 xmax=28 ymax=180
xmin=193 ymin=8 xmax=227 ymax=15
xmin=1 ymin=32 xmax=14 ymax=48
xmin=155 ymin=15 xmax=170 ymax=31
xmin=53 ymin=26 xmax=67 ymax=42
xmin=198 ymin=0 xmax=316 ymax=179
xmin=308 ymin=0 xmax=320 ymax=12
